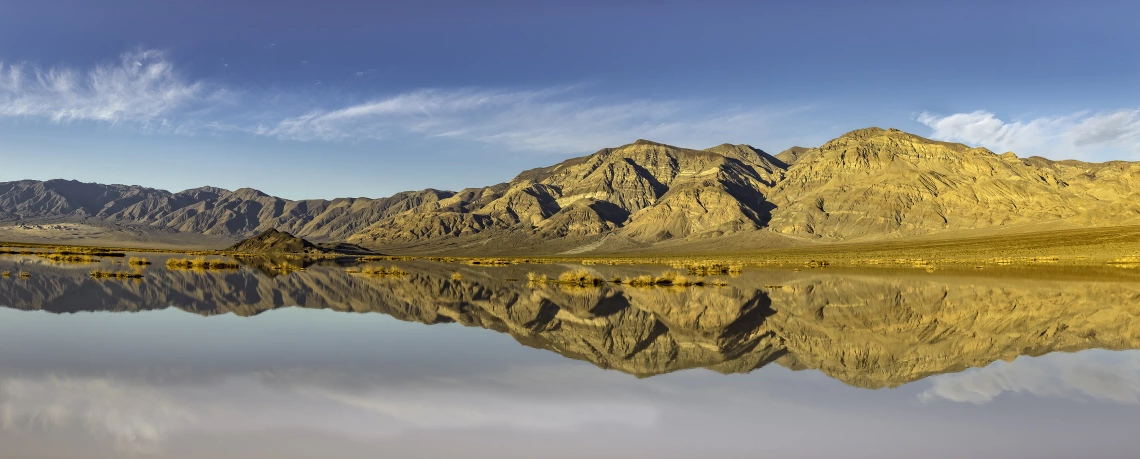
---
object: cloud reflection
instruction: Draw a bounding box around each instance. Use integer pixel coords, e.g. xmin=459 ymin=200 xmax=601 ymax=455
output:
xmin=919 ymin=350 xmax=1140 ymax=405
xmin=0 ymin=365 xmax=659 ymax=454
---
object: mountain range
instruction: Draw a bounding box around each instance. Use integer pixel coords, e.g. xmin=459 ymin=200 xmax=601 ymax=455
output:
xmin=3 ymin=127 xmax=1139 ymax=254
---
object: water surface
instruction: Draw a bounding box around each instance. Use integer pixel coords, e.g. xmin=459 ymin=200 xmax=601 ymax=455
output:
xmin=2 ymin=254 xmax=1139 ymax=458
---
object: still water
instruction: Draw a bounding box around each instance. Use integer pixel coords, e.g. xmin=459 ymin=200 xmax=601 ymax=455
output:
xmin=2 ymin=254 xmax=1140 ymax=458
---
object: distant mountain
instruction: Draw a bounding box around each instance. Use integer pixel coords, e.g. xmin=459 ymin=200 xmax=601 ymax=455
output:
xmin=0 ymin=179 xmax=450 ymax=241
xmin=4 ymin=127 xmax=1140 ymax=253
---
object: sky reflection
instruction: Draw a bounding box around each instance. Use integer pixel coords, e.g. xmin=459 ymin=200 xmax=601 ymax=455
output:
xmin=2 ymin=307 xmax=1139 ymax=458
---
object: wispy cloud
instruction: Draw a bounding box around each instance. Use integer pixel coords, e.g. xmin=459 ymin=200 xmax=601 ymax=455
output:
xmin=917 ymin=109 xmax=1140 ymax=160
xmin=0 ymin=49 xmax=217 ymax=128
xmin=244 ymin=87 xmax=798 ymax=152
xmin=0 ymin=48 xmax=801 ymax=152
xmin=918 ymin=350 xmax=1140 ymax=405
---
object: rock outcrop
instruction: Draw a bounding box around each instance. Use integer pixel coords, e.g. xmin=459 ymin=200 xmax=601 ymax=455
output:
xmin=226 ymin=228 xmax=320 ymax=253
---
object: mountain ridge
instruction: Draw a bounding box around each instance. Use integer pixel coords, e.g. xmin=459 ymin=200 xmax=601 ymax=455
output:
xmin=4 ymin=127 xmax=1139 ymax=254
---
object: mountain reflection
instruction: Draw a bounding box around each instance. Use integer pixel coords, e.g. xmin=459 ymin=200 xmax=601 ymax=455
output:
xmin=3 ymin=258 xmax=1140 ymax=388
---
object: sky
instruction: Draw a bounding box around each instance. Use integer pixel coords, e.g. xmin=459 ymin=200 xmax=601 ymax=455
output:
xmin=1 ymin=0 xmax=1139 ymax=200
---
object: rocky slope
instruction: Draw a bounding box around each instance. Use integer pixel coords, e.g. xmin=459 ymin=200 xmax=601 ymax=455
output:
xmin=4 ymin=128 xmax=1140 ymax=253
xmin=347 ymin=140 xmax=784 ymax=247
xmin=766 ymin=128 xmax=1140 ymax=239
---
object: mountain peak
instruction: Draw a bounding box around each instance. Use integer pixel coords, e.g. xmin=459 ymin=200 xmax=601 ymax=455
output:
xmin=231 ymin=188 xmax=271 ymax=200
xmin=827 ymin=126 xmax=982 ymax=154
xmin=621 ymin=139 xmax=688 ymax=151
xmin=703 ymin=143 xmax=784 ymax=169
xmin=707 ymin=142 xmax=763 ymax=153
xmin=775 ymin=146 xmax=810 ymax=166
xmin=177 ymin=185 xmax=231 ymax=196
xmin=181 ymin=185 xmax=229 ymax=193
xmin=838 ymin=127 xmax=888 ymax=140
xmin=837 ymin=127 xmax=932 ymax=142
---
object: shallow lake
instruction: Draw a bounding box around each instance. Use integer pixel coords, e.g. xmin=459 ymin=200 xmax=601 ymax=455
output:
xmin=2 ymin=253 xmax=1139 ymax=458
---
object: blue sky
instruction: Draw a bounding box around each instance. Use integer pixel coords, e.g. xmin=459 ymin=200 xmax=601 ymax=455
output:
xmin=1 ymin=0 xmax=1138 ymax=199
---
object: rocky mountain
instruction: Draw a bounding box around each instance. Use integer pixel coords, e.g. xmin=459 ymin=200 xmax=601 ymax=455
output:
xmin=347 ymin=139 xmax=785 ymax=248
xmin=766 ymin=128 xmax=1140 ymax=239
xmin=4 ymin=127 xmax=1140 ymax=253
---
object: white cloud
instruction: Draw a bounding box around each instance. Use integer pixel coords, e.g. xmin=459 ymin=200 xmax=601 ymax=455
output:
xmin=247 ymin=87 xmax=796 ymax=153
xmin=0 ymin=48 xmax=799 ymax=152
xmin=918 ymin=350 xmax=1140 ymax=405
xmin=917 ymin=109 xmax=1140 ymax=160
xmin=0 ymin=49 xmax=214 ymax=128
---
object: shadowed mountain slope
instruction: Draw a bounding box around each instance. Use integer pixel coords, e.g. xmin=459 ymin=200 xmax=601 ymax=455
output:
xmin=0 ymin=181 xmax=452 ymax=242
